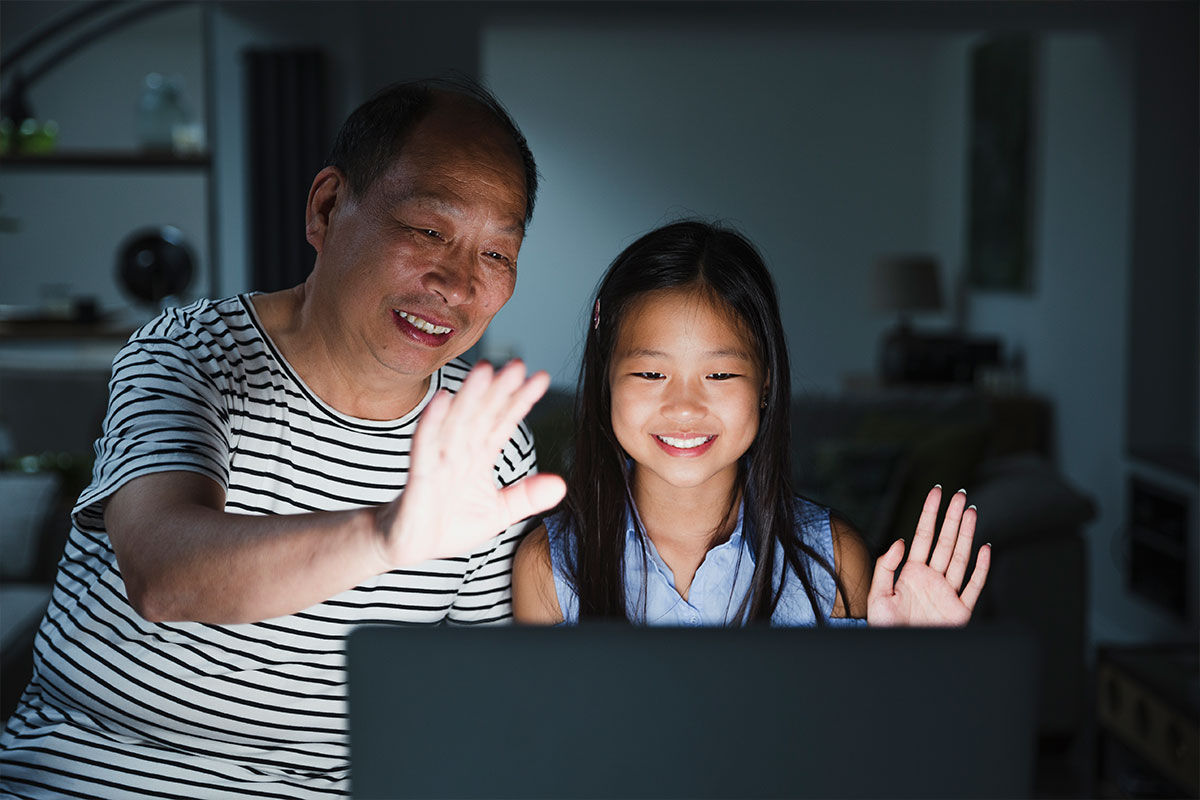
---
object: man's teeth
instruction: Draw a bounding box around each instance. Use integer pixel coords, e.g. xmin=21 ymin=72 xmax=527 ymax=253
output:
xmin=656 ymin=435 xmax=713 ymax=449
xmin=397 ymin=311 xmax=451 ymax=335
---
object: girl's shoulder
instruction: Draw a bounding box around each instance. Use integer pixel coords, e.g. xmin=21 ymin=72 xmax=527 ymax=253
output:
xmin=791 ymin=496 xmax=834 ymax=547
xmin=539 ymin=510 xmax=576 ymax=573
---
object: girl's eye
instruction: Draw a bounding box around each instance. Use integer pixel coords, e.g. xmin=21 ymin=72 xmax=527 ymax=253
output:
xmin=633 ymin=372 xmax=665 ymax=380
xmin=708 ymin=373 xmax=740 ymax=380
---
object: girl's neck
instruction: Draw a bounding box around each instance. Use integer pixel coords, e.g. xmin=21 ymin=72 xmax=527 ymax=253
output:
xmin=630 ymin=467 xmax=742 ymax=554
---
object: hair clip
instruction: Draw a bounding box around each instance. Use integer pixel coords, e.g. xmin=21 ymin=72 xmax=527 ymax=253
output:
xmin=592 ymin=298 xmax=601 ymax=330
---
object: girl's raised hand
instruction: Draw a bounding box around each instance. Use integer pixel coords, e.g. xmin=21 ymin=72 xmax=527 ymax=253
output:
xmin=372 ymin=360 xmax=567 ymax=569
xmin=866 ymin=486 xmax=990 ymax=627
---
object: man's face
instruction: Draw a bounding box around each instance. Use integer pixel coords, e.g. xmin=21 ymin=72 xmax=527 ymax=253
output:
xmin=307 ymin=101 xmax=528 ymax=387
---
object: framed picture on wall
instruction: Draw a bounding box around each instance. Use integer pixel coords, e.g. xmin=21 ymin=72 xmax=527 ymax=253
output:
xmin=966 ymin=36 xmax=1036 ymax=293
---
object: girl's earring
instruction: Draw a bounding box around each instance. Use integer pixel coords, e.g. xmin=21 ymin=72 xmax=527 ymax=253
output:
xmin=760 ymin=395 xmax=768 ymax=409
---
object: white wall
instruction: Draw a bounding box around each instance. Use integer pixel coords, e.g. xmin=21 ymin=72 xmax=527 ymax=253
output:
xmin=481 ymin=24 xmax=961 ymax=389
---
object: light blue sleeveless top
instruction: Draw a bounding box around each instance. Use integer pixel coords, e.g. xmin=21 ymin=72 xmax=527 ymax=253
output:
xmin=544 ymin=497 xmax=867 ymax=626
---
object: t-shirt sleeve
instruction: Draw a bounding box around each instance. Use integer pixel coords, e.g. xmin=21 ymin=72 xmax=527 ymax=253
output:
xmin=446 ymin=418 xmax=540 ymax=625
xmin=72 ymin=321 xmax=232 ymax=533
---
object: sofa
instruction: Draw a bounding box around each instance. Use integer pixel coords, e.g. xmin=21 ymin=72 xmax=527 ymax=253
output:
xmin=525 ymin=385 xmax=1096 ymax=742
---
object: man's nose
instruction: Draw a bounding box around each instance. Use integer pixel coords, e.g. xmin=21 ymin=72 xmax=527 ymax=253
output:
xmin=423 ymin=246 xmax=475 ymax=306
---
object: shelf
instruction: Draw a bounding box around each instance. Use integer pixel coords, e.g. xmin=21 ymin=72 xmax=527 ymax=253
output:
xmin=0 ymin=150 xmax=210 ymax=170
xmin=0 ymin=318 xmax=138 ymax=341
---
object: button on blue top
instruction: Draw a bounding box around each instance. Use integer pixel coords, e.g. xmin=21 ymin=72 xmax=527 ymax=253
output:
xmin=544 ymin=497 xmax=867 ymax=627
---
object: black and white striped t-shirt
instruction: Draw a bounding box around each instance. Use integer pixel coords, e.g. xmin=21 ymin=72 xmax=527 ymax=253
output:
xmin=0 ymin=295 xmax=538 ymax=799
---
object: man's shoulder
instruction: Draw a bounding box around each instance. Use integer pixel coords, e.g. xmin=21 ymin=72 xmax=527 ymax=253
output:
xmin=127 ymin=295 xmax=255 ymax=345
xmin=117 ymin=295 xmax=270 ymax=382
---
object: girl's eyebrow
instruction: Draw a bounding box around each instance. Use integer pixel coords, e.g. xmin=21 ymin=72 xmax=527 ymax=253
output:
xmin=622 ymin=347 xmax=753 ymax=360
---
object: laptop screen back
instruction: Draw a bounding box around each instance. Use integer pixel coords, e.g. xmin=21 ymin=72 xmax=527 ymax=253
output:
xmin=349 ymin=625 xmax=1036 ymax=799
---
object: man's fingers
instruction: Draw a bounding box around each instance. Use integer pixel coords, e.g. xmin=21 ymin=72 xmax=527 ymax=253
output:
xmin=500 ymin=473 xmax=567 ymax=525
xmin=907 ymin=486 xmax=941 ymax=565
xmin=959 ymin=543 xmax=992 ymax=612
xmin=474 ymin=359 xmax=532 ymax=434
xmin=945 ymin=504 xmax=978 ymax=590
xmin=867 ymin=538 xmax=905 ymax=607
xmin=409 ymin=388 xmax=452 ymax=468
xmin=929 ymin=489 xmax=967 ymax=574
xmin=438 ymin=360 xmax=502 ymax=443
xmin=484 ymin=369 xmax=551 ymax=456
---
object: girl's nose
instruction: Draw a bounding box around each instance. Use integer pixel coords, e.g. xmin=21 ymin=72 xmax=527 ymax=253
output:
xmin=661 ymin=381 xmax=706 ymax=422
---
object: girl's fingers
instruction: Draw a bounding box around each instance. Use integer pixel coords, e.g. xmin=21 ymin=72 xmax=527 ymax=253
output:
xmin=906 ymin=486 xmax=942 ymax=566
xmin=945 ymin=505 xmax=978 ymax=591
xmin=959 ymin=543 xmax=992 ymax=612
xmin=867 ymin=538 xmax=905 ymax=607
xmin=929 ymin=489 xmax=967 ymax=574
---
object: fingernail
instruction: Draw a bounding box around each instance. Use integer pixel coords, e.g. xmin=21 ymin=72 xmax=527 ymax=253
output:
xmin=957 ymin=488 xmax=966 ymax=495
xmin=934 ymin=484 xmax=942 ymax=489
xmin=968 ymin=504 xmax=977 ymax=511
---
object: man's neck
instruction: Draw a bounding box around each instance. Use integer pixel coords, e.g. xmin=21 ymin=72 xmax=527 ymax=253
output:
xmin=250 ymin=287 xmax=432 ymax=421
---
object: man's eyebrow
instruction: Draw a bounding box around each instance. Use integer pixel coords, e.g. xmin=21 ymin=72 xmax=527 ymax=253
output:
xmin=396 ymin=191 xmax=526 ymax=236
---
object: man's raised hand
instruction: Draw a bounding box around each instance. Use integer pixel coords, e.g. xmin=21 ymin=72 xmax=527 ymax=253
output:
xmin=372 ymin=360 xmax=566 ymax=569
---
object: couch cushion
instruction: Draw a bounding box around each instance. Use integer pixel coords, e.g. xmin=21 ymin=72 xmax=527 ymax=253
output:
xmin=967 ymin=454 xmax=1096 ymax=546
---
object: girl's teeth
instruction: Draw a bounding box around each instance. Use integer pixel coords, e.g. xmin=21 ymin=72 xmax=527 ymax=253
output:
xmin=657 ymin=435 xmax=712 ymax=449
xmin=398 ymin=311 xmax=451 ymax=335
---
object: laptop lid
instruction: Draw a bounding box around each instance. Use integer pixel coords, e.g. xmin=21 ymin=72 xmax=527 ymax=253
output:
xmin=349 ymin=624 xmax=1037 ymax=799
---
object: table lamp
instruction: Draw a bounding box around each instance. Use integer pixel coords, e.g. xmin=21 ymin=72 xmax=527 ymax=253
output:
xmin=871 ymin=254 xmax=944 ymax=382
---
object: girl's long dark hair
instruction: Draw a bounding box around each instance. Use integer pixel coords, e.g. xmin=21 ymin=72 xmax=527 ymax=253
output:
xmin=563 ymin=220 xmax=845 ymax=623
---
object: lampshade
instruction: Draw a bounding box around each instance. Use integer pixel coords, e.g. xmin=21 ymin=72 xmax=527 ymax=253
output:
xmin=871 ymin=255 xmax=944 ymax=313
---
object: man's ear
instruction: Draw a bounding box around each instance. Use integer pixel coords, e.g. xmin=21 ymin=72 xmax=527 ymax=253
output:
xmin=305 ymin=166 xmax=348 ymax=253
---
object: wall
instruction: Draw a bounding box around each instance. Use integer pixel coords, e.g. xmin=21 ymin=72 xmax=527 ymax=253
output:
xmin=208 ymin=1 xmax=366 ymax=298
xmin=482 ymin=22 xmax=959 ymax=388
xmin=965 ymin=34 xmax=1186 ymax=646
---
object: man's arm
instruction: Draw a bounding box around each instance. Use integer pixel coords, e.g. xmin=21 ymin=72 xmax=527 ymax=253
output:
xmin=106 ymin=360 xmax=566 ymax=625
xmin=106 ymin=471 xmax=386 ymax=623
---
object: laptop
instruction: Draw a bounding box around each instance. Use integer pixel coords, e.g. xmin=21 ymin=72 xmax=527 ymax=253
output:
xmin=348 ymin=624 xmax=1037 ymax=799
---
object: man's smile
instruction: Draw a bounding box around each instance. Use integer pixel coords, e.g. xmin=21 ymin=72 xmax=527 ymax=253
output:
xmin=395 ymin=309 xmax=454 ymax=335
xmin=392 ymin=309 xmax=457 ymax=345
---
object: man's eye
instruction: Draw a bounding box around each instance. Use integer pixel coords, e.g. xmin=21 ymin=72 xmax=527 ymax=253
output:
xmin=421 ymin=229 xmax=442 ymax=239
xmin=483 ymin=251 xmax=510 ymax=264
xmin=633 ymin=372 xmax=664 ymax=380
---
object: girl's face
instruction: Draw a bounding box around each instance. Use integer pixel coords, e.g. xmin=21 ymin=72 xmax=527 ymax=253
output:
xmin=609 ymin=287 xmax=765 ymax=497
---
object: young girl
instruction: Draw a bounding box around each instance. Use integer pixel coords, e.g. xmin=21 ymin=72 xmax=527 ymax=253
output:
xmin=513 ymin=221 xmax=990 ymax=626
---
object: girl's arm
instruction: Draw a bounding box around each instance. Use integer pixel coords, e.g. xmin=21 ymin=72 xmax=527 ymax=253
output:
xmin=829 ymin=514 xmax=870 ymax=618
xmin=513 ymin=524 xmax=566 ymax=624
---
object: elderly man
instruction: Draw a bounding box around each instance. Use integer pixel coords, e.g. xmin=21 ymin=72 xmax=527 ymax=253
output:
xmin=0 ymin=79 xmax=565 ymax=798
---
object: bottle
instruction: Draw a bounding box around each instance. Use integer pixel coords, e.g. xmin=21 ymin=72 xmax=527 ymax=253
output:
xmin=137 ymin=72 xmax=187 ymax=153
